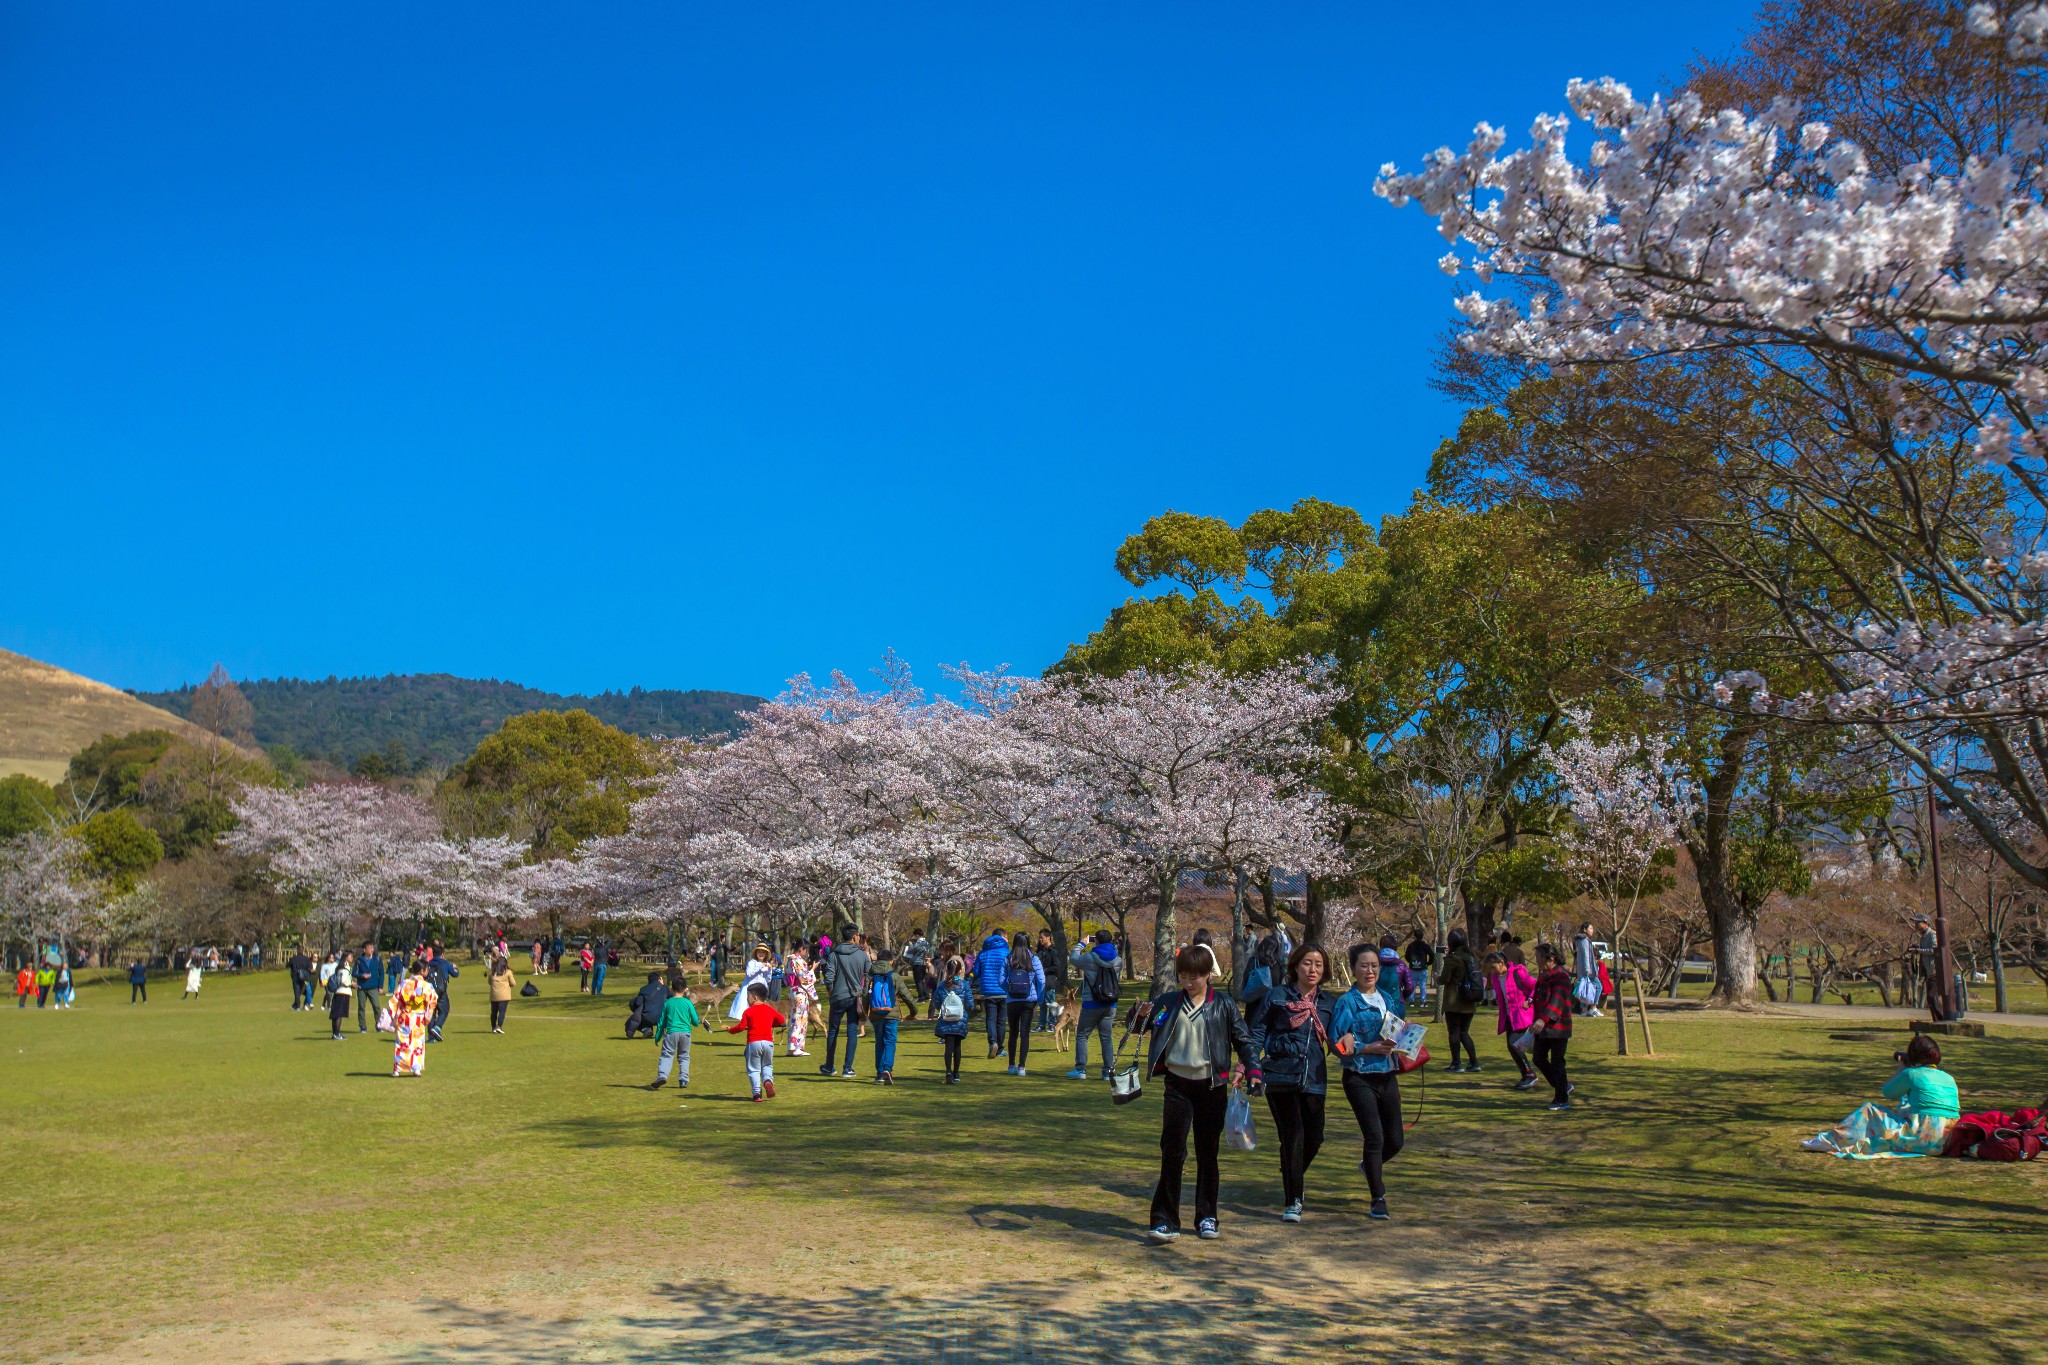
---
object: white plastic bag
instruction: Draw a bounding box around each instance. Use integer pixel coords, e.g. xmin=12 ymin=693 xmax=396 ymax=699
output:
xmin=1224 ymin=1087 xmax=1257 ymax=1152
xmin=375 ymin=1005 xmax=392 ymax=1032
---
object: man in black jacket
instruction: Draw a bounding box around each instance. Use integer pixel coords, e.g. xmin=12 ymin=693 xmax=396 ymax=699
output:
xmin=818 ymin=933 xmax=870 ymax=1079
xmin=625 ymin=971 xmax=669 ymax=1039
xmin=287 ymin=949 xmax=313 ymax=1011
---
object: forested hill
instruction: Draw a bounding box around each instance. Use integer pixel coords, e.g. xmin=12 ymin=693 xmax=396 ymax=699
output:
xmin=137 ymin=673 xmax=761 ymax=769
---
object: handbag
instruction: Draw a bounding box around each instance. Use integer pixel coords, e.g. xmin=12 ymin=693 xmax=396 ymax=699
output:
xmin=1573 ymin=977 xmax=1601 ymax=1007
xmin=1107 ymin=1024 xmax=1145 ymax=1105
xmin=1396 ymin=1045 xmax=1431 ymax=1075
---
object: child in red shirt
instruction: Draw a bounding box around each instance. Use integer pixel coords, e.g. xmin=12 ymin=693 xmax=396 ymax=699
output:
xmin=725 ymin=984 xmax=787 ymax=1100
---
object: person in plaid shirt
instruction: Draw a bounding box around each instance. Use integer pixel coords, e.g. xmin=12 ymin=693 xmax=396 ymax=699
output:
xmin=1528 ymin=943 xmax=1575 ymax=1111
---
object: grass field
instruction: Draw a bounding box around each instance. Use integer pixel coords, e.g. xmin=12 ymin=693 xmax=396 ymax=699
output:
xmin=5 ymin=967 xmax=2046 ymax=1364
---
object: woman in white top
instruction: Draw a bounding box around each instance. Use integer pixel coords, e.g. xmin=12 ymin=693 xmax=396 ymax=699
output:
xmin=184 ymin=957 xmax=203 ymax=999
xmin=729 ymin=946 xmax=776 ymax=1021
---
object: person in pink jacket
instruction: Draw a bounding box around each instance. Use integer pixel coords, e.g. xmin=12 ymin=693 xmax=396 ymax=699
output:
xmin=1487 ymin=949 xmax=1538 ymax=1091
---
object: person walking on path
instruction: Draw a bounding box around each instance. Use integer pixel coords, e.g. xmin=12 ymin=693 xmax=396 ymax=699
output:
xmin=1437 ymin=930 xmax=1482 ymax=1073
xmin=1332 ymin=944 xmax=1407 ymax=1221
xmin=1247 ymin=943 xmax=1337 ymax=1223
xmin=288 ymin=948 xmax=312 ymax=1011
xmin=1067 ymin=931 xmax=1125 ymax=1080
xmin=1002 ymin=932 xmax=1045 ymax=1076
xmin=1488 ymin=949 xmax=1538 ymax=1089
xmin=648 ymin=973 xmax=706 ymax=1090
xmin=819 ymin=931 xmax=870 ymax=1078
xmin=1034 ymin=930 xmax=1063 ymax=1032
xmin=1529 ymin=943 xmax=1576 ymax=1110
xmin=726 ymin=983 xmax=787 ymax=1101
xmin=973 ymin=932 xmax=1010 ymax=1058
xmin=487 ymin=954 xmax=518 ymax=1033
xmin=355 ymin=942 xmax=386 ymax=1034
xmin=327 ymin=952 xmax=356 ymax=1041
xmin=867 ymin=949 xmax=903 ymax=1085
xmin=389 ymin=961 xmax=439 ymax=1077
xmin=933 ymin=957 xmax=974 ymax=1084
xmin=424 ymin=944 xmax=458 ymax=1042
xmin=1131 ymin=944 xmax=1262 ymax=1244
xmin=1571 ymin=923 xmax=1602 ymax=1018
xmin=184 ymin=956 xmax=204 ymax=1001
xmin=782 ymin=946 xmax=817 ymax=1056
xmin=125 ymin=960 xmax=147 ymax=1004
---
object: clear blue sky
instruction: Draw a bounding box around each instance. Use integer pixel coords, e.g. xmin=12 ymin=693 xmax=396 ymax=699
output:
xmin=1 ymin=2 xmax=1756 ymax=699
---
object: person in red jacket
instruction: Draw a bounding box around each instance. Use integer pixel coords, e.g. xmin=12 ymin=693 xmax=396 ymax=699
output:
xmin=1528 ymin=943 xmax=1576 ymax=1111
xmin=725 ymin=984 xmax=787 ymax=1101
xmin=14 ymin=965 xmax=33 ymax=1009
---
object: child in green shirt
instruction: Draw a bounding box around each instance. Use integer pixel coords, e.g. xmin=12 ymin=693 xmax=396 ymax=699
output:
xmin=649 ymin=974 xmax=705 ymax=1089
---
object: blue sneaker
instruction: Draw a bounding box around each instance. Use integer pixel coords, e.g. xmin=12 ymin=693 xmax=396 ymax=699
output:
xmin=1146 ymin=1224 xmax=1180 ymax=1244
xmin=1066 ymin=1068 xmax=1087 ymax=1079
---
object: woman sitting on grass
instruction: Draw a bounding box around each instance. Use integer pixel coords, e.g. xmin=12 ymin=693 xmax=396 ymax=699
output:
xmin=1801 ymin=1034 xmax=1960 ymax=1159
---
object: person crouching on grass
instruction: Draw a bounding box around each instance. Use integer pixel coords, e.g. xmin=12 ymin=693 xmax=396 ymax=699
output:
xmin=725 ymin=983 xmax=787 ymax=1101
xmin=1131 ymin=944 xmax=1261 ymax=1245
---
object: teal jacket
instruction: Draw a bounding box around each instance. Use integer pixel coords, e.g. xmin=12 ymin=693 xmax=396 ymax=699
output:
xmin=1331 ymin=984 xmax=1406 ymax=1076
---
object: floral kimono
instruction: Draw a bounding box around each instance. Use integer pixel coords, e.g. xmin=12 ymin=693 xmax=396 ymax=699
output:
xmin=390 ymin=976 xmax=440 ymax=1076
xmin=784 ymin=956 xmax=818 ymax=1054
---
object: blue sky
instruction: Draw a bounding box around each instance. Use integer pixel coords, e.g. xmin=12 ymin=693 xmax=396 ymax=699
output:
xmin=1 ymin=1 xmax=1756 ymax=700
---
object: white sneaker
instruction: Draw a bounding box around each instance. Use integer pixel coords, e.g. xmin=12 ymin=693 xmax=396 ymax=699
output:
xmin=1280 ymin=1201 xmax=1302 ymax=1223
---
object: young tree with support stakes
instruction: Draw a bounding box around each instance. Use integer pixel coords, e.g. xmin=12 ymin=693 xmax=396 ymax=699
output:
xmin=1543 ymin=709 xmax=1679 ymax=1055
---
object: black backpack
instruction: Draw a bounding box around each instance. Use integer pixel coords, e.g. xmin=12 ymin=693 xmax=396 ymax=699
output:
xmin=1083 ymin=953 xmax=1121 ymax=1005
xmin=520 ymin=981 xmax=540 ymax=997
xmin=1461 ymin=955 xmax=1484 ymax=1001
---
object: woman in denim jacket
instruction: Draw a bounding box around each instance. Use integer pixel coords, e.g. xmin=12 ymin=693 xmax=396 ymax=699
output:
xmin=1247 ymin=942 xmax=1337 ymax=1224
xmin=1331 ymin=944 xmax=1408 ymax=1221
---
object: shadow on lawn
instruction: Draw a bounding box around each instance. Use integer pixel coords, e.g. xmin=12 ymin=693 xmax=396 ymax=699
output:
xmin=301 ymin=1259 xmax=1746 ymax=1365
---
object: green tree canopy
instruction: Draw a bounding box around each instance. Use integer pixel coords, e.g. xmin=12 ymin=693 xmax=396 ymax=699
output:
xmin=440 ymin=709 xmax=656 ymax=858
xmin=76 ymin=808 xmax=165 ymax=893
xmin=0 ymin=774 xmax=64 ymax=839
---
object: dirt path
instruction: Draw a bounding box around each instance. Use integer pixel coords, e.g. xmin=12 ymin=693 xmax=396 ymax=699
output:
xmin=1766 ymin=1002 xmax=2048 ymax=1030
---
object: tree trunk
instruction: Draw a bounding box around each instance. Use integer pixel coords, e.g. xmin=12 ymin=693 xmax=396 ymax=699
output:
xmin=1991 ymin=930 xmax=2009 ymax=1014
xmin=1230 ymin=869 xmax=1250 ymax=995
xmin=1631 ymin=954 xmax=1656 ymax=1055
xmin=1462 ymin=895 xmax=1499 ymax=954
xmin=1697 ymin=864 xmax=1759 ymax=1006
xmin=1152 ymin=874 xmax=1178 ymax=985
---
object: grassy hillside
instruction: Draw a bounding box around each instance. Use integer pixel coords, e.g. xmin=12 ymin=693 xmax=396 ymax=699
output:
xmin=0 ymin=649 xmax=230 ymax=783
xmin=138 ymin=672 xmax=761 ymax=768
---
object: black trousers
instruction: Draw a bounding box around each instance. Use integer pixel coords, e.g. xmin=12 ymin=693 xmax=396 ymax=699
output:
xmin=823 ymin=1001 xmax=861 ymax=1072
xmin=1445 ymin=1012 xmax=1478 ymax=1067
xmin=1265 ymin=1089 xmax=1326 ymax=1205
xmin=1151 ymin=1072 xmax=1226 ymax=1230
xmin=289 ymin=974 xmax=305 ymax=1008
xmin=942 ymin=1035 xmax=963 ymax=1076
xmin=490 ymin=1000 xmax=509 ymax=1029
xmin=1506 ymin=1037 xmax=1533 ymax=1078
xmin=1342 ymin=1070 xmax=1404 ymax=1200
xmin=1006 ymin=1000 xmax=1034 ymax=1067
xmin=131 ymin=982 xmax=146 ymax=1003
xmin=1534 ymin=1035 xmax=1570 ymax=1102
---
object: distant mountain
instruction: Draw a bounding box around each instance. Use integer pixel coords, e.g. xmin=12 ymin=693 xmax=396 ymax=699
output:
xmin=137 ymin=673 xmax=762 ymax=770
xmin=1 ymin=648 xmax=237 ymax=783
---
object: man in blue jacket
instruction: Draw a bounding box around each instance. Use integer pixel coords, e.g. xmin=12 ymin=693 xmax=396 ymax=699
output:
xmin=973 ymin=932 xmax=1011 ymax=1059
xmin=424 ymin=942 xmax=458 ymax=1042
xmin=354 ymin=940 xmax=386 ymax=1033
xmin=1066 ymin=931 xmax=1125 ymax=1080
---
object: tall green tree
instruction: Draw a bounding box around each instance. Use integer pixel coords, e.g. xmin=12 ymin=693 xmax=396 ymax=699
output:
xmin=439 ymin=709 xmax=656 ymax=858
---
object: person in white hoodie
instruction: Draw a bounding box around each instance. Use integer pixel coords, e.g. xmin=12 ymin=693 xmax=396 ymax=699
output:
xmin=184 ymin=957 xmax=203 ymax=1000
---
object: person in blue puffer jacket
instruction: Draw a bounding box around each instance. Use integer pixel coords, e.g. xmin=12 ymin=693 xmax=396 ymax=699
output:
xmin=1331 ymin=944 xmax=1409 ymax=1222
xmin=1246 ymin=943 xmax=1337 ymax=1223
xmin=973 ymin=932 xmax=1011 ymax=1059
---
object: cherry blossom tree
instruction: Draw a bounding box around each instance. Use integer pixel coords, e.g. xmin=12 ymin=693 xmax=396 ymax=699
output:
xmin=0 ymin=828 xmax=98 ymax=957
xmin=1543 ymin=710 xmax=1680 ymax=1053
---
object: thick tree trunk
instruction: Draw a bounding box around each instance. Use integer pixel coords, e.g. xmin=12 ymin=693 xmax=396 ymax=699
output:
xmin=1230 ymin=869 xmax=1250 ymax=995
xmin=1697 ymin=864 xmax=1759 ymax=1006
xmin=1152 ymin=874 xmax=1178 ymax=985
xmin=1462 ymin=896 xmax=1499 ymax=958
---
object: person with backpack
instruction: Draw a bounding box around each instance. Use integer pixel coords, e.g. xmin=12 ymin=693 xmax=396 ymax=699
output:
xmin=868 ymin=949 xmax=903 ymax=1085
xmin=932 ymin=956 xmax=975 ymax=1084
xmin=1000 ymin=932 xmax=1045 ymax=1076
xmin=1404 ymin=931 xmax=1436 ymax=1006
xmin=972 ymin=932 xmax=1011 ymax=1059
xmin=1438 ymin=929 xmax=1483 ymax=1073
xmin=1239 ymin=936 xmax=1283 ymax=1021
xmin=1529 ymin=942 xmax=1576 ymax=1111
xmin=1131 ymin=944 xmax=1262 ymax=1244
xmin=424 ymin=944 xmax=458 ymax=1043
xmin=1066 ymin=931 xmax=1124 ymax=1080
xmin=1487 ymin=949 xmax=1538 ymax=1089
xmin=819 ymin=931 xmax=870 ymax=1079
xmin=326 ymin=952 xmax=356 ymax=1041
xmin=1331 ymin=944 xmax=1407 ymax=1221
xmin=1033 ymin=929 xmax=1063 ymax=1032
xmin=1247 ymin=942 xmax=1337 ymax=1223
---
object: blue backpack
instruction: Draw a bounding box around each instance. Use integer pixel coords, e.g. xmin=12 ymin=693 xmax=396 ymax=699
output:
xmin=1004 ymin=954 xmax=1035 ymax=1000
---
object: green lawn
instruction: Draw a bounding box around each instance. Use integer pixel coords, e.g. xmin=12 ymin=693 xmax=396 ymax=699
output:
xmin=5 ymin=967 xmax=2046 ymax=1363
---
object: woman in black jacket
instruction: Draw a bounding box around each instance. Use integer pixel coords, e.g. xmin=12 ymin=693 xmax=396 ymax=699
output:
xmin=1130 ymin=944 xmax=1263 ymax=1245
xmin=1247 ymin=942 xmax=1336 ymax=1224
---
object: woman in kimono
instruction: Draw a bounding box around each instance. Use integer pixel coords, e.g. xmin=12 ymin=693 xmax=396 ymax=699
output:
xmin=783 ymin=946 xmax=817 ymax=1056
xmin=389 ymin=960 xmax=440 ymax=1077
